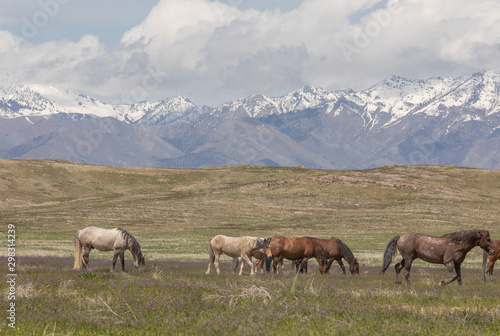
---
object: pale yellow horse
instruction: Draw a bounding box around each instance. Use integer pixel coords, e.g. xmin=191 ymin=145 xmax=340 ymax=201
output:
xmin=206 ymin=235 xmax=270 ymax=275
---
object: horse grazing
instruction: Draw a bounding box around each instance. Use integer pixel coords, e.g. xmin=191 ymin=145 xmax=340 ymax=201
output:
xmin=206 ymin=235 xmax=271 ymax=275
xmin=74 ymin=227 xmax=145 ymax=273
xmin=306 ymin=237 xmax=359 ymax=275
xmin=267 ymin=236 xmax=327 ymax=274
xmin=381 ymin=230 xmax=496 ymax=286
xmin=483 ymin=239 xmax=500 ymax=282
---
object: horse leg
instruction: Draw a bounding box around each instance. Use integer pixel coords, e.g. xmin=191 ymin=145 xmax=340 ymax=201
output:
xmin=241 ymin=254 xmax=254 ymax=275
xmin=325 ymin=259 xmax=334 ymax=274
xmin=394 ymin=259 xmax=405 ymax=284
xmin=486 ymin=259 xmax=495 ymax=281
xmin=120 ymin=251 xmax=125 ymax=272
xmin=455 ymin=264 xmax=462 ymax=286
xmin=272 ymin=257 xmax=279 ymax=273
xmin=337 ymin=259 xmax=346 ymax=275
xmin=255 ymin=259 xmax=263 ymax=273
xmin=83 ymin=247 xmax=91 ymax=270
xmin=297 ymin=259 xmax=308 ymax=274
xmin=440 ymin=261 xmax=458 ymax=286
xmin=111 ymin=252 xmax=120 ymax=272
xmin=401 ymin=258 xmax=413 ymax=286
xmin=214 ymin=253 xmax=221 ymax=276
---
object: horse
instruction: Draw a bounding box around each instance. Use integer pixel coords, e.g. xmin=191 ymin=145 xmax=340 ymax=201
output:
xmin=206 ymin=235 xmax=271 ymax=275
xmin=381 ymin=230 xmax=496 ymax=286
xmin=74 ymin=227 xmax=145 ymax=273
xmin=232 ymin=248 xmax=268 ymax=274
xmin=306 ymin=237 xmax=360 ymax=275
xmin=266 ymin=236 xmax=327 ymax=274
xmin=483 ymin=239 xmax=500 ymax=282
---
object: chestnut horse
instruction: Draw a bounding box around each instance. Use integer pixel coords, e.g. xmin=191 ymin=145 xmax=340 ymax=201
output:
xmin=381 ymin=230 xmax=496 ymax=286
xmin=483 ymin=239 xmax=500 ymax=282
xmin=306 ymin=237 xmax=360 ymax=275
xmin=266 ymin=236 xmax=327 ymax=274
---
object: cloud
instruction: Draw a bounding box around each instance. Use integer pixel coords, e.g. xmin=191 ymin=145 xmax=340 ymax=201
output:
xmin=1 ymin=0 xmax=500 ymax=106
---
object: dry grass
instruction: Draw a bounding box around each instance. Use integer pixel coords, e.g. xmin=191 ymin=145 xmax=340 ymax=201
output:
xmin=1 ymin=159 xmax=499 ymax=268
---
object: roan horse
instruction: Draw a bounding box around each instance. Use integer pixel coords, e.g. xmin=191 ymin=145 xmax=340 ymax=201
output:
xmin=306 ymin=237 xmax=360 ymax=275
xmin=74 ymin=227 xmax=145 ymax=273
xmin=267 ymin=236 xmax=327 ymax=274
xmin=206 ymin=235 xmax=271 ymax=275
xmin=483 ymin=239 xmax=500 ymax=282
xmin=381 ymin=230 xmax=496 ymax=286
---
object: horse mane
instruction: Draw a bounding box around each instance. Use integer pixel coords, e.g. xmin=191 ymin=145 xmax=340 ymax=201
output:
xmin=116 ymin=228 xmax=143 ymax=258
xmin=443 ymin=230 xmax=481 ymax=250
xmin=337 ymin=239 xmax=358 ymax=266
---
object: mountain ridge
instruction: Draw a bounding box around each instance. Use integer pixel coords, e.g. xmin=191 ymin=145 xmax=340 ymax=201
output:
xmin=1 ymin=70 xmax=500 ymax=169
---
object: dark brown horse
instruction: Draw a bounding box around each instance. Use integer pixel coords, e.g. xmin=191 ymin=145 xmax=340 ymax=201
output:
xmin=266 ymin=236 xmax=327 ymax=274
xmin=307 ymin=237 xmax=360 ymax=275
xmin=483 ymin=239 xmax=500 ymax=282
xmin=381 ymin=230 xmax=496 ymax=286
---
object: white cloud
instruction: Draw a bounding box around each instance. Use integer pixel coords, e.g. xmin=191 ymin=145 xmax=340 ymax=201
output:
xmin=1 ymin=0 xmax=500 ymax=106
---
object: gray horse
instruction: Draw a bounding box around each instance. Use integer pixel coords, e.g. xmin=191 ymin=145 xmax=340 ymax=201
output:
xmin=74 ymin=227 xmax=145 ymax=273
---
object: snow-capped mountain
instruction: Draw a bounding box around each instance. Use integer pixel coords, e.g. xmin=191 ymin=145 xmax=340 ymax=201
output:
xmin=1 ymin=70 xmax=500 ymax=169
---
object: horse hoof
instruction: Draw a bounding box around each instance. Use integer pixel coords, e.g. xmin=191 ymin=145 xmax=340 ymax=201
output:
xmin=439 ymin=281 xmax=446 ymax=286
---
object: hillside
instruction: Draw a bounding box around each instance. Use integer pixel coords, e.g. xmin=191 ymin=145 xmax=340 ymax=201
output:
xmin=1 ymin=159 xmax=499 ymax=265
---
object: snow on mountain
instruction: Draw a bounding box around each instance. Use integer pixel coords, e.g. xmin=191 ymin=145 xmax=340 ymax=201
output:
xmin=1 ymin=70 xmax=500 ymax=128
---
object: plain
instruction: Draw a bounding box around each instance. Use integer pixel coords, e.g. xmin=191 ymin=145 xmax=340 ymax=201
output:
xmin=0 ymin=159 xmax=499 ymax=335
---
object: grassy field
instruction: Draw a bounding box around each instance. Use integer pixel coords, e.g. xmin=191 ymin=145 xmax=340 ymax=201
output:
xmin=1 ymin=159 xmax=500 ymax=335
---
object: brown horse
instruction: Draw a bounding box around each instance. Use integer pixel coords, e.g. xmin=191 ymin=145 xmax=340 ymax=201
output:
xmin=483 ymin=239 xmax=500 ymax=282
xmin=266 ymin=236 xmax=327 ymax=274
xmin=381 ymin=230 xmax=496 ymax=286
xmin=306 ymin=237 xmax=360 ymax=275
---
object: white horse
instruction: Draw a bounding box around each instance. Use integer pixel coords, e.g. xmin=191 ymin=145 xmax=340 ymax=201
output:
xmin=206 ymin=235 xmax=271 ymax=275
xmin=74 ymin=227 xmax=145 ymax=273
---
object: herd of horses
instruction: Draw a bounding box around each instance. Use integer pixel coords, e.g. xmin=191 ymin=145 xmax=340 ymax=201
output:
xmin=73 ymin=226 xmax=500 ymax=286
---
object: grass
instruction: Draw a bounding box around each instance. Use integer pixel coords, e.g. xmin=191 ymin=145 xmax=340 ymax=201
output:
xmin=2 ymin=257 xmax=500 ymax=335
xmin=0 ymin=159 xmax=500 ymax=334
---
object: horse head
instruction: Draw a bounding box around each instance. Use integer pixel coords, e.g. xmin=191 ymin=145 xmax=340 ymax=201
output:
xmin=134 ymin=253 xmax=145 ymax=273
xmin=478 ymin=230 xmax=496 ymax=256
xmin=350 ymin=259 xmax=360 ymax=275
xmin=257 ymin=237 xmax=271 ymax=248
xmin=259 ymin=238 xmax=273 ymax=273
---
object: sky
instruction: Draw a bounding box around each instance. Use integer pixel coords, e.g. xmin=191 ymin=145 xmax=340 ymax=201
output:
xmin=1 ymin=0 xmax=500 ymax=107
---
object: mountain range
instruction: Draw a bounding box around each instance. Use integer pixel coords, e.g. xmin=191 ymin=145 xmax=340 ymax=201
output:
xmin=1 ymin=70 xmax=500 ymax=169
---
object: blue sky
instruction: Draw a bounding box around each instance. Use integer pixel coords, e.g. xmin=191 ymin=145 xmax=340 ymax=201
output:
xmin=1 ymin=0 xmax=499 ymax=106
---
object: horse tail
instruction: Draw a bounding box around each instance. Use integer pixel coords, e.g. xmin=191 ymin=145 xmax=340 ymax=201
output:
xmin=381 ymin=235 xmax=400 ymax=273
xmin=73 ymin=231 xmax=83 ymax=270
xmin=208 ymin=239 xmax=215 ymax=265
